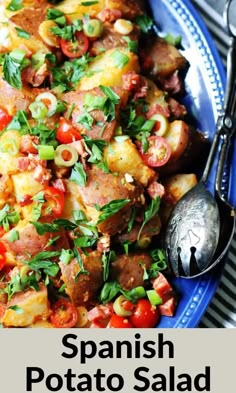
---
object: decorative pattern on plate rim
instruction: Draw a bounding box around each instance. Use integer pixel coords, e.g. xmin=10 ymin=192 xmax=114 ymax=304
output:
xmin=174 ymin=276 xmax=213 ymax=328
xmin=164 ymin=0 xmax=225 ymax=328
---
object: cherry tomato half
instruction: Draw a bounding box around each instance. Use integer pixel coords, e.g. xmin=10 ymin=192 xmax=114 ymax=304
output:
xmin=0 ymin=242 xmax=7 ymax=271
xmin=56 ymin=118 xmax=82 ymax=144
xmin=0 ymin=107 xmax=13 ymax=131
xmin=129 ymin=299 xmax=160 ymax=328
xmin=107 ymin=314 xmax=133 ymax=328
xmin=43 ymin=186 xmax=65 ymax=218
xmin=60 ymin=32 xmax=89 ymax=58
xmin=139 ymin=136 xmax=171 ymax=167
xmin=50 ymin=299 xmax=78 ymax=328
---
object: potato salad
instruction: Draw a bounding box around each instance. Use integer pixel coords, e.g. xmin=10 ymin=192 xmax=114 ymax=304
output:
xmin=0 ymin=0 xmax=206 ymax=328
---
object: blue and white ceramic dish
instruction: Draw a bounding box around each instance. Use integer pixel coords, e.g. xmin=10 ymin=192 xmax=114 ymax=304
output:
xmin=149 ymin=0 xmax=229 ymax=328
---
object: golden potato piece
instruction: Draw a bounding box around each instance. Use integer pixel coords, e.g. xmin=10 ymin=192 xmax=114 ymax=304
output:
xmin=104 ymin=138 xmax=155 ymax=186
xmin=11 ymin=171 xmax=44 ymax=201
xmin=2 ymin=284 xmax=50 ymax=327
xmin=77 ymin=48 xmax=139 ymax=90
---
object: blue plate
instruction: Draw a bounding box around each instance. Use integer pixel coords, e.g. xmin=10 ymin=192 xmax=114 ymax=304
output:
xmin=148 ymin=0 xmax=227 ymax=327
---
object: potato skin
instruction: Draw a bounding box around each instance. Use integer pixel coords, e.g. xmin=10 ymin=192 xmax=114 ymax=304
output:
xmin=2 ymin=220 xmax=69 ymax=258
xmin=160 ymin=121 xmax=208 ymax=175
xmin=110 ymin=253 xmax=152 ymax=290
xmin=59 ymin=252 xmax=103 ymax=306
xmin=63 ymin=87 xmax=128 ymax=142
xmin=77 ymin=166 xmax=141 ymax=235
xmin=141 ymin=37 xmax=187 ymax=79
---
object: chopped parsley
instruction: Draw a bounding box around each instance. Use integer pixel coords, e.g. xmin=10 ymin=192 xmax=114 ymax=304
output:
xmin=102 ymin=250 xmax=116 ymax=282
xmin=123 ymin=36 xmax=138 ymax=53
xmin=135 ymin=14 xmax=154 ymax=33
xmin=138 ymin=197 xmax=161 ymax=240
xmin=2 ymin=50 xmax=27 ymax=89
xmin=51 ymin=19 xmax=83 ymax=41
xmin=0 ymin=204 xmax=20 ymax=232
xmin=97 ymin=199 xmax=130 ymax=224
xmin=70 ymin=162 xmax=87 ymax=186
xmin=8 ymin=229 xmax=19 ymax=243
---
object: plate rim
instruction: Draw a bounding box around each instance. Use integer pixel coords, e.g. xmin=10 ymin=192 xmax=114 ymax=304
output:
xmin=152 ymin=0 xmax=226 ymax=328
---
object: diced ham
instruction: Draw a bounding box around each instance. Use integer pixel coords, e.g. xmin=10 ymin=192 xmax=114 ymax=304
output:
xmin=33 ymin=165 xmax=51 ymax=184
xmin=147 ymin=181 xmax=165 ymax=199
xmin=159 ymin=297 xmax=176 ymax=316
xmin=97 ymin=234 xmax=110 ymax=252
xmin=152 ymin=273 xmax=174 ymax=303
xmin=20 ymin=135 xmax=39 ymax=154
xmin=17 ymin=154 xmax=47 ymax=171
xmin=122 ymin=71 xmax=141 ymax=91
xmin=51 ymin=179 xmax=66 ymax=193
xmin=22 ymin=64 xmax=49 ymax=87
xmin=146 ymin=103 xmax=171 ymax=119
xmin=97 ymin=9 xmax=122 ymax=22
xmin=88 ymin=303 xmax=113 ymax=322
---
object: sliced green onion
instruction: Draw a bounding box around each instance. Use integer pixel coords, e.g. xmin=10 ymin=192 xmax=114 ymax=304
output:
xmin=38 ymin=145 xmax=55 ymax=160
xmin=59 ymin=249 xmax=74 ymax=264
xmin=29 ymin=101 xmax=48 ymax=119
xmin=0 ymin=139 xmax=19 ymax=156
xmin=54 ymin=144 xmax=78 ymax=167
xmin=113 ymin=295 xmax=133 ymax=317
xmin=35 ymin=92 xmax=58 ymax=117
xmin=146 ymin=289 xmax=163 ymax=306
xmin=83 ymin=19 xmax=103 ymax=38
xmin=111 ymin=50 xmax=130 ymax=69
xmin=126 ymin=286 xmax=146 ymax=301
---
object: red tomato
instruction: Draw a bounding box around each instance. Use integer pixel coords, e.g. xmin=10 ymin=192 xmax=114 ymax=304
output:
xmin=129 ymin=299 xmax=160 ymax=328
xmin=139 ymin=136 xmax=171 ymax=167
xmin=56 ymin=118 xmax=82 ymax=144
xmin=43 ymin=186 xmax=65 ymax=218
xmin=107 ymin=314 xmax=133 ymax=328
xmin=0 ymin=107 xmax=13 ymax=131
xmin=0 ymin=242 xmax=7 ymax=270
xmin=50 ymin=299 xmax=78 ymax=328
xmin=60 ymin=32 xmax=89 ymax=58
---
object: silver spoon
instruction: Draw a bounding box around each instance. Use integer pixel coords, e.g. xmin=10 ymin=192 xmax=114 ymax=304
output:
xmin=164 ymin=0 xmax=236 ymax=278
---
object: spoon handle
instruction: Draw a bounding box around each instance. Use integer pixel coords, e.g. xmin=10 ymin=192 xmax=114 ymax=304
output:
xmin=215 ymin=127 xmax=235 ymax=209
